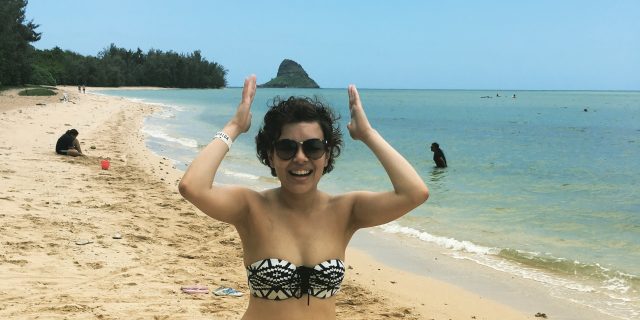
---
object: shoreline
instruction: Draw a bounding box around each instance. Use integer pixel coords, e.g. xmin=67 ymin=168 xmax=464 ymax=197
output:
xmin=0 ymin=86 xmax=587 ymax=319
xmin=349 ymin=229 xmax=622 ymax=320
xmin=114 ymin=86 xmax=633 ymax=320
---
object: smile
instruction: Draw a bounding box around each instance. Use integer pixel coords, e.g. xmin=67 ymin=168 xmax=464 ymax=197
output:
xmin=290 ymin=169 xmax=312 ymax=177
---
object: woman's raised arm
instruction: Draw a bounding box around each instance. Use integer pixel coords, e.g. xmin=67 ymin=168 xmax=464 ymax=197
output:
xmin=346 ymin=84 xmax=429 ymax=230
xmin=178 ymin=75 xmax=256 ymax=225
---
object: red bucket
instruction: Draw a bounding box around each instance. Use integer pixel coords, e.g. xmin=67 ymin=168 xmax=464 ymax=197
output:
xmin=101 ymin=159 xmax=110 ymax=170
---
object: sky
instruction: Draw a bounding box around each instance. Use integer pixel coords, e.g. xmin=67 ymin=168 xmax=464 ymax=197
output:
xmin=26 ymin=0 xmax=640 ymax=90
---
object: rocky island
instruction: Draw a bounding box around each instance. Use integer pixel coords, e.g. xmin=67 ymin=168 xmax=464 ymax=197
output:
xmin=260 ymin=59 xmax=320 ymax=88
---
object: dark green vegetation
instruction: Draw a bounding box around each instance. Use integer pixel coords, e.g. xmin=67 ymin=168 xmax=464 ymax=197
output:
xmin=0 ymin=0 xmax=41 ymax=88
xmin=1 ymin=1 xmax=227 ymax=89
xmin=18 ymin=85 xmax=57 ymax=96
xmin=33 ymin=45 xmax=227 ymax=88
xmin=260 ymin=59 xmax=320 ymax=88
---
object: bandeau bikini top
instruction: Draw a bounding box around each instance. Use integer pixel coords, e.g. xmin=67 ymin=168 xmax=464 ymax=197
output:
xmin=246 ymin=258 xmax=345 ymax=302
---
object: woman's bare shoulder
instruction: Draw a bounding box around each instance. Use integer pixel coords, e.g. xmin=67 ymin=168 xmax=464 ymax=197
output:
xmin=325 ymin=191 xmax=367 ymax=213
xmin=241 ymin=187 xmax=278 ymax=207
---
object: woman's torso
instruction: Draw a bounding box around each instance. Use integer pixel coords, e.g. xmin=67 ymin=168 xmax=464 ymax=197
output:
xmin=237 ymin=188 xmax=356 ymax=320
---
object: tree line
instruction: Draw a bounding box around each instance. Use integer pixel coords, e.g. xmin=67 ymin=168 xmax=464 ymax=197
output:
xmin=1 ymin=0 xmax=227 ymax=88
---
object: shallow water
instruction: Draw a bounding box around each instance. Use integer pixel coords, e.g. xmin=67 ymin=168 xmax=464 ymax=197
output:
xmin=100 ymin=88 xmax=640 ymax=319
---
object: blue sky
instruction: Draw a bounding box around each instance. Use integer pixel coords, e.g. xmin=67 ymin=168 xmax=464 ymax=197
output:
xmin=26 ymin=0 xmax=639 ymax=90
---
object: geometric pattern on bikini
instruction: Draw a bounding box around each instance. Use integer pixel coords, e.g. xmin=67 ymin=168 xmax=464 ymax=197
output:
xmin=246 ymin=258 xmax=345 ymax=301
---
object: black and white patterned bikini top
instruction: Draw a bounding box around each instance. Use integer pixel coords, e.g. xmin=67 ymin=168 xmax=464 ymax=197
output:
xmin=246 ymin=258 xmax=345 ymax=303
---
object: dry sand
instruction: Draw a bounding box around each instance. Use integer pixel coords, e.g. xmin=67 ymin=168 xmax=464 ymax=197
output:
xmin=0 ymin=87 xmax=535 ymax=319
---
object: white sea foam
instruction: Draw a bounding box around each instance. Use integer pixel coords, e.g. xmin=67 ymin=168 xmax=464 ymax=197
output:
xmin=142 ymin=127 xmax=198 ymax=149
xmin=99 ymin=91 xmax=187 ymax=112
xmin=602 ymin=277 xmax=632 ymax=294
xmin=453 ymin=251 xmax=597 ymax=292
xmin=156 ymin=103 xmax=186 ymax=112
xmin=126 ymin=97 xmax=146 ymax=103
xmin=379 ymin=222 xmax=498 ymax=255
xmin=378 ymin=224 xmax=639 ymax=319
xmin=137 ymin=101 xmax=185 ymax=113
xmin=152 ymin=102 xmax=188 ymax=119
xmin=221 ymin=168 xmax=260 ymax=180
xmin=378 ymin=222 xmax=626 ymax=294
xmin=448 ymin=243 xmax=638 ymax=319
xmin=152 ymin=109 xmax=176 ymax=119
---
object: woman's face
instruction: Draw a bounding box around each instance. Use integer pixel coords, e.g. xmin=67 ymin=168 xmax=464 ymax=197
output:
xmin=269 ymin=121 xmax=329 ymax=195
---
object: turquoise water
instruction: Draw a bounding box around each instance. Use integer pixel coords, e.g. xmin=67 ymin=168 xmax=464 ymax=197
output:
xmin=100 ymin=88 xmax=640 ymax=319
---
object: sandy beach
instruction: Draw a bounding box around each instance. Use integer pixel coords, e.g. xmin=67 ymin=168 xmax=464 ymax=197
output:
xmin=0 ymin=87 xmax=538 ymax=319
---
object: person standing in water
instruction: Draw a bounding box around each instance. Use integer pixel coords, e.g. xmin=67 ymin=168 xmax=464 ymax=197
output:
xmin=430 ymin=142 xmax=447 ymax=168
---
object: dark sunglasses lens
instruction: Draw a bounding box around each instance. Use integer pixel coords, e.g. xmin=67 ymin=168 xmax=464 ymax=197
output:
xmin=275 ymin=140 xmax=297 ymax=160
xmin=302 ymin=139 xmax=326 ymax=160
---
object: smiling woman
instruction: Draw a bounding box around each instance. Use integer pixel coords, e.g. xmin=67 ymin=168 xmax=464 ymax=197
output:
xmin=255 ymin=95 xmax=342 ymax=177
xmin=178 ymin=75 xmax=429 ymax=320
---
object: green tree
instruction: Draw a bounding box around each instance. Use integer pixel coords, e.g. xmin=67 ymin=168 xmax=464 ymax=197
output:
xmin=31 ymin=43 xmax=227 ymax=88
xmin=30 ymin=64 xmax=55 ymax=85
xmin=0 ymin=0 xmax=41 ymax=86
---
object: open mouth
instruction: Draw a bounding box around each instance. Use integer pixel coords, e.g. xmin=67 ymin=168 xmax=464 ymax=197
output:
xmin=289 ymin=169 xmax=313 ymax=177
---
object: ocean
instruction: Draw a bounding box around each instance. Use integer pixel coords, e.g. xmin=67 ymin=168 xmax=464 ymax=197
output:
xmin=99 ymin=88 xmax=640 ymax=319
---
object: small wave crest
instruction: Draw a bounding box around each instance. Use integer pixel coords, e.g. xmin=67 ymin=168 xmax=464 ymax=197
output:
xmin=498 ymin=248 xmax=639 ymax=295
xmin=379 ymin=222 xmax=498 ymax=255
xmin=457 ymin=251 xmax=640 ymax=319
xmin=220 ymin=168 xmax=260 ymax=180
xmin=140 ymin=101 xmax=185 ymax=116
xmin=152 ymin=109 xmax=176 ymax=119
xmin=97 ymin=91 xmax=187 ymax=112
xmin=142 ymin=127 xmax=198 ymax=149
xmin=379 ymin=221 xmax=640 ymax=319
xmin=218 ymin=168 xmax=279 ymax=190
xmin=159 ymin=103 xmax=186 ymax=112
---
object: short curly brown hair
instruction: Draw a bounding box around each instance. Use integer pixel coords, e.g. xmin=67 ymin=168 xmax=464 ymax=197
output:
xmin=255 ymin=96 xmax=343 ymax=177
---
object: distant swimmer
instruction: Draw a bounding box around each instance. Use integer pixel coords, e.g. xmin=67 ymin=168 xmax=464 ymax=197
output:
xmin=430 ymin=142 xmax=447 ymax=168
xmin=512 ymin=94 xmax=517 ymax=99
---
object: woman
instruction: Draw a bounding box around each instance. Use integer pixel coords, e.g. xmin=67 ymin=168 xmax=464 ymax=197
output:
xmin=179 ymin=75 xmax=428 ymax=319
xmin=55 ymin=128 xmax=84 ymax=157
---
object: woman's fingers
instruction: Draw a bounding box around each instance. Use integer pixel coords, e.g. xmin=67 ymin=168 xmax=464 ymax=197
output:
xmin=242 ymin=74 xmax=257 ymax=105
xmin=349 ymin=85 xmax=365 ymax=121
xmin=347 ymin=84 xmax=373 ymax=141
xmin=347 ymin=85 xmax=360 ymax=139
xmin=232 ymin=75 xmax=257 ymax=133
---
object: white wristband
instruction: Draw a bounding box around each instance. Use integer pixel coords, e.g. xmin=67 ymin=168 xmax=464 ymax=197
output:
xmin=214 ymin=131 xmax=233 ymax=150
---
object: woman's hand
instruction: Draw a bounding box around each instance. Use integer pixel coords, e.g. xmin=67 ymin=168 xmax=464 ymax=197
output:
xmin=227 ymin=75 xmax=256 ymax=135
xmin=347 ymin=84 xmax=374 ymax=141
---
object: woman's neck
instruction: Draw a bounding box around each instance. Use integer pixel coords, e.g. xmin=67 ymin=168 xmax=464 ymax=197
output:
xmin=276 ymin=187 xmax=323 ymax=215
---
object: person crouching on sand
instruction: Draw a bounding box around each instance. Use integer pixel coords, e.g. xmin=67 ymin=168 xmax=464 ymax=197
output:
xmin=55 ymin=129 xmax=85 ymax=157
xmin=179 ymin=75 xmax=429 ymax=320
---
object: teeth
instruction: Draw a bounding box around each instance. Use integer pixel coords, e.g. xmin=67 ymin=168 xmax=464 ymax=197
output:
xmin=291 ymin=170 xmax=311 ymax=176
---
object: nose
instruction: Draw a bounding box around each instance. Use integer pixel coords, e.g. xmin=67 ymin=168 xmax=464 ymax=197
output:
xmin=292 ymin=143 xmax=308 ymax=162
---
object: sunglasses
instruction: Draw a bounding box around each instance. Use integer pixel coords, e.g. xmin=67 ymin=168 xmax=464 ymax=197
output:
xmin=274 ymin=138 xmax=328 ymax=160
